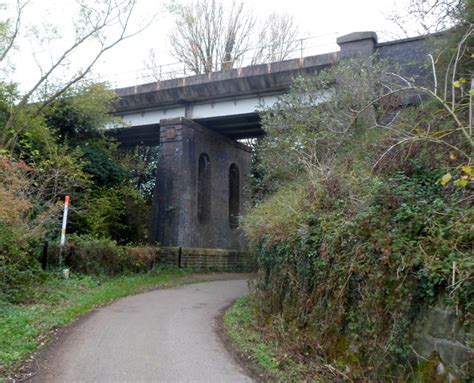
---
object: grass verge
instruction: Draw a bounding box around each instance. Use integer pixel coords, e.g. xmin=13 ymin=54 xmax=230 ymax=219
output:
xmin=224 ymin=296 xmax=279 ymax=377
xmin=224 ymin=296 xmax=345 ymax=383
xmin=0 ymin=267 xmax=194 ymax=379
xmin=225 ymin=295 xmax=306 ymax=382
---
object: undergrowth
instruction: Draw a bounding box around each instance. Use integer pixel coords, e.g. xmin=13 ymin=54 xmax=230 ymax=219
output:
xmin=244 ymin=164 xmax=473 ymax=381
xmin=224 ymin=296 xmax=280 ymax=380
xmin=225 ymin=295 xmax=354 ymax=382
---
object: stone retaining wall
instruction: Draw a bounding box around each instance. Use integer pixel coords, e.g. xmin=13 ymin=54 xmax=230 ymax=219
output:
xmin=411 ymin=301 xmax=473 ymax=380
xmin=159 ymin=246 xmax=255 ymax=272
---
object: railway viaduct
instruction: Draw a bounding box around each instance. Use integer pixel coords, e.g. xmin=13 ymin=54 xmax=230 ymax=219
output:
xmin=111 ymin=31 xmax=434 ymax=258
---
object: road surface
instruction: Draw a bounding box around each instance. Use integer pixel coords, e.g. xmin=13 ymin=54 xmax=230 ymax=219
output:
xmin=32 ymin=278 xmax=253 ymax=383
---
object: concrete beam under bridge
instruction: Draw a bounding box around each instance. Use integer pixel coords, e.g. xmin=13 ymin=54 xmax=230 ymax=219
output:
xmin=117 ymin=94 xmax=281 ymax=126
xmin=111 ymin=50 xmax=338 ymax=143
xmin=112 ymin=113 xmax=263 ymax=148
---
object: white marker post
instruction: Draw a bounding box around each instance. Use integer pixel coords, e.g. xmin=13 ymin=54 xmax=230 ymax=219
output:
xmin=59 ymin=195 xmax=70 ymax=270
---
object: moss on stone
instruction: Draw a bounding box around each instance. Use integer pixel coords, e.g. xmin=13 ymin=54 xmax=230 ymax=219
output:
xmin=411 ymin=352 xmax=459 ymax=383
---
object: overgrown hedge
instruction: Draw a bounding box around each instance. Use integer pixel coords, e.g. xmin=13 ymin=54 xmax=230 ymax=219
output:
xmin=244 ymin=164 xmax=473 ymax=380
xmin=0 ymin=234 xmax=160 ymax=304
xmin=64 ymin=234 xmax=159 ymax=275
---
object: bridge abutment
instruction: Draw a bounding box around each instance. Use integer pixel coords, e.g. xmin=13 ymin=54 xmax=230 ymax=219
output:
xmin=151 ymin=118 xmax=251 ymax=251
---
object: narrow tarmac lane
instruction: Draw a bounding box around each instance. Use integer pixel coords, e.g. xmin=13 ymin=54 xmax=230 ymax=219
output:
xmin=32 ymin=279 xmax=253 ymax=383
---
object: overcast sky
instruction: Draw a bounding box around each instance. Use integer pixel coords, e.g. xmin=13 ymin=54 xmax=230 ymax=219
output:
xmin=4 ymin=0 xmax=414 ymax=90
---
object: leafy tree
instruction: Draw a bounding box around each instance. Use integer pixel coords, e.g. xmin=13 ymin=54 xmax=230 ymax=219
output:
xmin=45 ymin=83 xmax=118 ymax=142
xmin=255 ymin=57 xmax=389 ymax=195
xmin=0 ymin=1 xmax=158 ymax=303
xmin=41 ymin=83 xmax=152 ymax=242
xmin=0 ymin=80 xmax=17 ymax=131
xmin=80 ymin=143 xmax=128 ymax=187
xmin=385 ymin=0 xmax=471 ymax=37
xmin=120 ymin=145 xmax=160 ymax=198
xmin=81 ymin=186 xmax=149 ymax=245
xmin=0 ymin=0 xmax=149 ymax=151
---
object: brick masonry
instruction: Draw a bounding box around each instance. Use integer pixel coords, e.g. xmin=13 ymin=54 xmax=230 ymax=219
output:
xmin=150 ymin=117 xmax=251 ymax=251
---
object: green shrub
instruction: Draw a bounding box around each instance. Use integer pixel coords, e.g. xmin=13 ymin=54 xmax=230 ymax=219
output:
xmin=244 ymin=26 xmax=473 ymax=380
xmin=78 ymin=186 xmax=150 ymax=245
xmin=65 ymin=234 xmax=123 ymax=275
xmin=122 ymin=246 xmax=159 ymax=273
xmin=64 ymin=234 xmax=159 ymax=275
xmin=0 ymin=224 xmax=43 ymax=304
xmin=0 ymin=157 xmax=44 ymax=303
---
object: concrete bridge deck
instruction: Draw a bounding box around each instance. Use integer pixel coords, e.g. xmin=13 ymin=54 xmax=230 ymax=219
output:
xmin=112 ymin=31 xmax=436 ymax=145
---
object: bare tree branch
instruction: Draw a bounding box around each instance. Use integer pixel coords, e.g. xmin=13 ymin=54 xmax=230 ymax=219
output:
xmin=384 ymin=0 xmax=463 ymax=38
xmin=0 ymin=0 xmax=29 ymax=62
xmin=251 ymin=13 xmax=299 ymax=65
xmin=1 ymin=0 xmax=153 ymax=150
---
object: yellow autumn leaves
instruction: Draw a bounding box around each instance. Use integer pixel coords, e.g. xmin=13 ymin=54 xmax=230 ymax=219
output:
xmin=439 ymin=165 xmax=474 ymax=187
